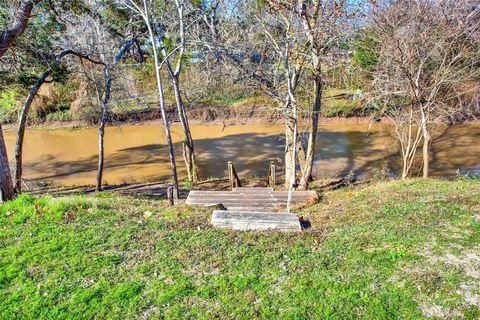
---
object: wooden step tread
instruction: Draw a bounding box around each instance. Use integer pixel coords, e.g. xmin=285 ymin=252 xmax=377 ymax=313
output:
xmin=211 ymin=210 xmax=301 ymax=231
xmin=188 ymin=195 xmax=316 ymax=201
xmin=190 ymin=190 xmax=317 ymax=196
xmin=188 ymin=191 xmax=318 ymax=199
xmin=188 ymin=201 xmax=311 ymax=207
xmin=186 ymin=190 xmax=318 ymax=211
xmin=226 ymin=207 xmax=282 ymax=212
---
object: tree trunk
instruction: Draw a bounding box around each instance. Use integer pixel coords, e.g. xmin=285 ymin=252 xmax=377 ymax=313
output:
xmin=283 ymin=41 xmax=300 ymax=190
xmin=397 ymin=105 xmax=423 ymax=179
xmin=94 ymin=38 xmax=142 ymax=190
xmin=298 ymin=56 xmax=322 ymax=190
xmin=161 ymin=1 xmax=197 ymax=183
xmin=170 ymin=72 xmax=196 ymax=182
xmin=422 ymin=133 xmax=430 ymax=178
xmin=286 ymin=101 xmax=298 ymax=213
xmin=96 ymin=68 xmax=112 ymax=191
xmin=420 ymin=105 xmax=430 ymax=178
xmin=401 ymin=154 xmax=409 ymax=179
xmin=0 ymin=124 xmax=14 ymax=202
xmin=144 ymin=8 xmax=179 ymax=199
xmin=284 ymin=110 xmax=296 ymax=189
xmin=14 ymin=70 xmax=50 ymax=193
xmin=297 ymin=1 xmax=322 ymax=190
xmin=0 ymin=0 xmax=42 ymax=58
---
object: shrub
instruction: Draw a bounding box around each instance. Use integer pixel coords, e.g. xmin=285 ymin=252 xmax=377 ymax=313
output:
xmin=322 ymin=99 xmax=362 ymax=117
xmin=45 ymin=109 xmax=72 ymax=122
xmin=0 ymin=87 xmax=22 ymax=123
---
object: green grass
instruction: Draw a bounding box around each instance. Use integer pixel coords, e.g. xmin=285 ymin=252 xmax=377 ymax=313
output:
xmin=322 ymin=99 xmax=362 ymax=117
xmin=320 ymin=88 xmax=365 ymax=117
xmin=1 ymin=179 xmax=479 ymax=319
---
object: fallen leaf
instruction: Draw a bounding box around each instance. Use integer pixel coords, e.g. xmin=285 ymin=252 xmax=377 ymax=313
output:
xmin=63 ymin=212 xmax=76 ymax=222
xmin=143 ymin=211 xmax=153 ymax=218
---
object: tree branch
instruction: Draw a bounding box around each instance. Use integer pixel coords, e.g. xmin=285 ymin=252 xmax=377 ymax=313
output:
xmin=0 ymin=0 xmax=43 ymax=58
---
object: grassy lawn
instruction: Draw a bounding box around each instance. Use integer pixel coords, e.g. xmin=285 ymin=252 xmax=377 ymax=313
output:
xmin=1 ymin=179 xmax=479 ymax=319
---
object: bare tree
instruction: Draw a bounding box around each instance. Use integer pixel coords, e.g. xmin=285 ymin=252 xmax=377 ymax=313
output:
xmin=252 ymin=0 xmax=355 ymax=190
xmin=294 ymin=0 xmax=358 ymax=189
xmin=252 ymin=1 xmax=304 ymax=197
xmin=370 ymin=0 xmax=480 ymax=178
xmin=156 ymin=0 xmax=197 ymax=182
xmin=96 ymin=38 xmax=143 ymax=191
xmin=119 ymin=0 xmax=179 ymax=198
xmin=389 ymin=105 xmax=424 ymax=179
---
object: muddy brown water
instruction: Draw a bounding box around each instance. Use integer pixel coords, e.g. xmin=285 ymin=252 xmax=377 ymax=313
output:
xmin=3 ymin=123 xmax=480 ymax=187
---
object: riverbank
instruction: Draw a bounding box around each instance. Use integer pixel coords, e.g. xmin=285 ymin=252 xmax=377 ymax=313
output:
xmin=4 ymin=107 xmax=479 ymax=131
xmin=2 ymin=109 xmax=385 ymax=130
xmin=1 ymin=178 xmax=479 ymax=318
xmin=23 ymin=175 xmax=361 ymax=199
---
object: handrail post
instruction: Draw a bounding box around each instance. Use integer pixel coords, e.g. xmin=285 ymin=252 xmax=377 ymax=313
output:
xmin=228 ymin=161 xmax=242 ymax=190
xmin=269 ymin=161 xmax=276 ymax=189
xmin=228 ymin=161 xmax=234 ymax=191
xmin=235 ymin=171 xmax=241 ymax=188
xmin=167 ymin=186 xmax=174 ymax=206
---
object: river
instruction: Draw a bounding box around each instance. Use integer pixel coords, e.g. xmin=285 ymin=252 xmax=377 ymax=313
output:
xmin=3 ymin=123 xmax=480 ymax=187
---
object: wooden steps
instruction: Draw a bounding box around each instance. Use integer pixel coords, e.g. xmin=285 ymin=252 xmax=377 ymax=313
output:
xmin=186 ymin=188 xmax=318 ymax=211
xmin=212 ymin=210 xmax=301 ymax=231
xmin=186 ymin=187 xmax=317 ymax=232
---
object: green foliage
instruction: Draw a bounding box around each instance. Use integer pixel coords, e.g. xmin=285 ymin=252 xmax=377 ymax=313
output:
xmin=161 ymin=36 xmax=175 ymax=54
xmin=322 ymin=99 xmax=362 ymax=117
xmin=103 ymin=4 xmax=134 ymax=36
xmin=55 ymin=79 xmax=78 ymax=109
xmin=191 ymin=0 xmax=203 ymax=8
xmin=0 ymin=88 xmax=20 ymax=110
xmin=352 ymin=32 xmax=379 ymax=72
xmin=45 ymin=109 xmax=71 ymax=122
xmin=131 ymin=61 xmax=154 ymax=79
xmin=182 ymin=179 xmax=194 ymax=189
xmin=0 ymin=180 xmax=478 ymax=318
xmin=204 ymin=92 xmax=250 ymax=107
xmin=0 ymin=87 xmax=23 ymax=123
xmin=73 ymin=103 xmax=101 ymax=124
xmin=50 ymin=64 xmax=70 ymax=84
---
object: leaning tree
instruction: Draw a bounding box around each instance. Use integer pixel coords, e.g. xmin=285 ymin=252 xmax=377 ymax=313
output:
xmin=0 ymin=0 xmax=44 ymax=201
